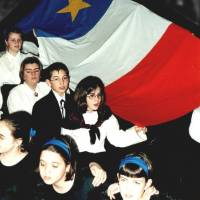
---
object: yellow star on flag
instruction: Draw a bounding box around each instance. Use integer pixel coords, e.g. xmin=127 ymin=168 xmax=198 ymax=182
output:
xmin=57 ymin=0 xmax=91 ymax=22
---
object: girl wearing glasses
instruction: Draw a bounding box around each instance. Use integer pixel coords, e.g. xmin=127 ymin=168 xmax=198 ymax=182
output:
xmin=61 ymin=76 xmax=147 ymax=182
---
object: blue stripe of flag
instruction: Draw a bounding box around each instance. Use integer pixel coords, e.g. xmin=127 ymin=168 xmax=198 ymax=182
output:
xmin=17 ymin=0 xmax=112 ymax=40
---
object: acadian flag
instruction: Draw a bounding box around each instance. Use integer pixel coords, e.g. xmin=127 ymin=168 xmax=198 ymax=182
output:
xmin=17 ymin=0 xmax=200 ymax=126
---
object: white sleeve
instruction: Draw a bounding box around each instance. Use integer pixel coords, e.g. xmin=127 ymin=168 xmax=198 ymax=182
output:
xmin=61 ymin=127 xmax=88 ymax=152
xmin=0 ymin=90 xmax=3 ymax=118
xmin=7 ymin=89 xmax=21 ymax=114
xmin=0 ymin=89 xmax=2 ymax=109
xmin=105 ymin=115 xmax=147 ymax=147
xmin=61 ymin=127 xmax=74 ymax=136
xmin=189 ymin=108 xmax=200 ymax=143
xmin=0 ymin=67 xmax=4 ymax=116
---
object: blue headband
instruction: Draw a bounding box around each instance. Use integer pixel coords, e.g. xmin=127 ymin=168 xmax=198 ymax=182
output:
xmin=29 ymin=128 xmax=37 ymax=138
xmin=44 ymin=139 xmax=71 ymax=159
xmin=119 ymin=156 xmax=149 ymax=176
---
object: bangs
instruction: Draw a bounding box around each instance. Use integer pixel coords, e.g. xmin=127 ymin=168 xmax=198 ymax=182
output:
xmin=86 ymin=84 xmax=101 ymax=94
xmin=119 ymin=163 xmax=148 ymax=179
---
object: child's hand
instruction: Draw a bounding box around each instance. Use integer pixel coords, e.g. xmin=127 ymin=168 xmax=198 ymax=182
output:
xmin=107 ymin=183 xmax=120 ymax=200
xmin=134 ymin=125 xmax=147 ymax=134
xmin=89 ymin=162 xmax=107 ymax=187
xmin=141 ymin=185 xmax=159 ymax=200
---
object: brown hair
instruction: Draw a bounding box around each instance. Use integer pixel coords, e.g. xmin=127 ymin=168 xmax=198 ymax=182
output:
xmin=19 ymin=56 xmax=43 ymax=83
xmin=118 ymin=152 xmax=153 ymax=180
xmin=40 ymin=135 xmax=78 ymax=181
xmin=74 ymin=76 xmax=105 ymax=113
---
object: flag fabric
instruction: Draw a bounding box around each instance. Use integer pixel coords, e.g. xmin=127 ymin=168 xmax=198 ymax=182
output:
xmin=17 ymin=0 xmax=112 ymax=40
xmin=17 ymin=0 xmax=200 ymax=126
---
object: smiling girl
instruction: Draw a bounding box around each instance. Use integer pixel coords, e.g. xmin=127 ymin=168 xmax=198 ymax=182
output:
xmin=0 ymin=27 xmax=34 ymax=115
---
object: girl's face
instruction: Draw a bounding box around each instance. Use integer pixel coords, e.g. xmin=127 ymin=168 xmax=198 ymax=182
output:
xmin=6 ymin=32 xmax=22 ymax=54
xmin=0 ymin=121 xmax=19 ymax=154
xmin=118 ymin=174 xmax=149 ymax=200
xmin=86 ymin=87 xmax=102 ymax=112
xmin=39 ymin=150 xmax=70 ymax=186
xmin=23 ymin=63 xmax=40 ymax=88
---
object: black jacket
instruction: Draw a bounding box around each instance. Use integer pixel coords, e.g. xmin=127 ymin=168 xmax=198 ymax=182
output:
xmin=32 ymin=90 xmax=73 ymax=147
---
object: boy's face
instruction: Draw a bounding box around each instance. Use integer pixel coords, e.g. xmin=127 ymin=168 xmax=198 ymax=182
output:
xmin=118 ymin=174 xmax=149 ymax=200
xmin=47 ymin=69 xmax=69 ymax=97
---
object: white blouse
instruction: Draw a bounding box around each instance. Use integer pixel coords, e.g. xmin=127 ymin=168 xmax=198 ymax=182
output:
xmin=0 ymin=51 xmax=33 ymax=111
xmin=7 ymin=82 xmax=50 ymax=114
xmin=0 ymin=51 xmax=30 ymax=87
xmin=0 ymin=92 xmax=2 ymax=118
xmin=189 ymin=107 xmax=200 ymax=143
xmin=61 ymin=111 xmax=147 ymax=153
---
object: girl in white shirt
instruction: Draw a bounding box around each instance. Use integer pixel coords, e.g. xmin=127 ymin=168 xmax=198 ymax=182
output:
xmin=61 ymin=76 xmax=147 ymax=153
xmin=0 ymin=27 xmax=33 ymax=115
xmin=7 ymin=57 xmax=50 ymax=114
xmin=0 ymin=27 xmax=31 ymax=88
xmin=62 ymin=76 xmax=148 ymax=183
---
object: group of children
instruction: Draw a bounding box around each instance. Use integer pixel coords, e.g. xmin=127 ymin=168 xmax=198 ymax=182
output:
xmin=0 ymin=27 xmax=187 ymax=200
xmin=0 ymin=111 xmax=179 ymax=200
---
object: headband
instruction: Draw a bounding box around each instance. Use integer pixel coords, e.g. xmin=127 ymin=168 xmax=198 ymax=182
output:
xmin=44 ymin=139 xmax=71 ymax=159
xmin=119 ymin=156 xmax=149 ymax=176
xmin=29 ymin=128 xmax=37 ymax=138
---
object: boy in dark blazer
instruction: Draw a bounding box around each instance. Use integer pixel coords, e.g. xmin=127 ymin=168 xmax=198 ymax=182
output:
xmin=32 ymin=62 xmax=73 ymax=146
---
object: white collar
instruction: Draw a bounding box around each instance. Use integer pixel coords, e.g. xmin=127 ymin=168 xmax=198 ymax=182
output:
xmin=23 ymin=82 xmax=39 ymax=95
xmin=83 ymin=111 xmax=98 ymax=124
xmin=6 ymin=51 xmax=21 ymax=60
xmin=52 ymin=90 xmax=66 ymax=103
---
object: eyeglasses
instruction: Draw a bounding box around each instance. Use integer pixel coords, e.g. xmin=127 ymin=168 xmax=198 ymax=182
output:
xmin=87 ymin=93 xmax=102 ymax=100
xmin=50 ymin=76 xmax=69 ymax=83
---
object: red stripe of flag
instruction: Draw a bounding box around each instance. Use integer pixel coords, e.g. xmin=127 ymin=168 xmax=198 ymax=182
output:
xmin=106 ymin=24 xmax=200 ymax=126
